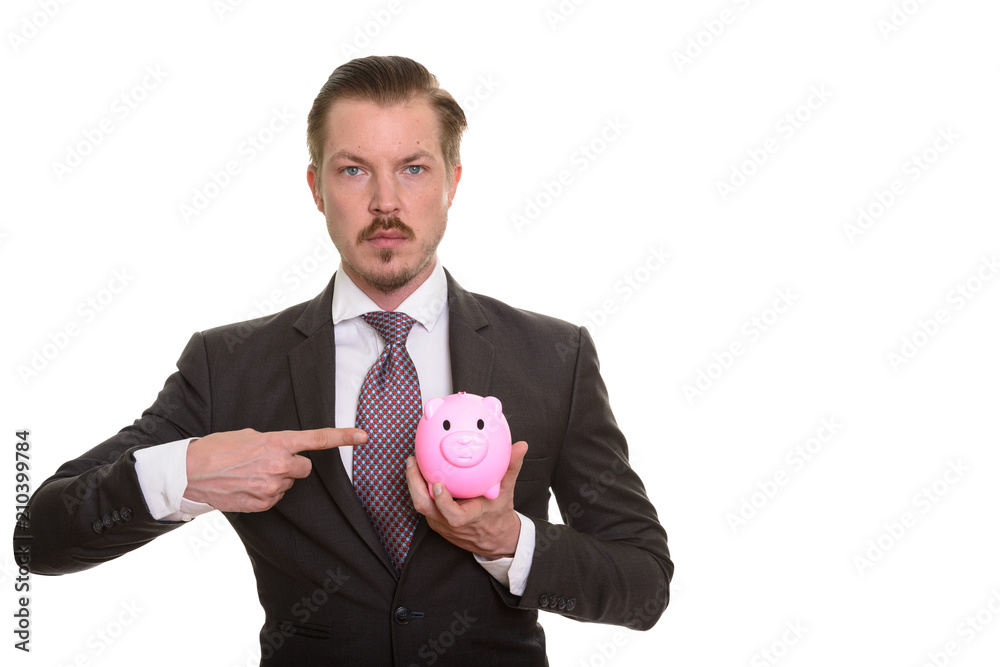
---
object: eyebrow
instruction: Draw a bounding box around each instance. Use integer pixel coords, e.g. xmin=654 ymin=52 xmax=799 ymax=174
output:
xmin=399 ymin=150 xmax=436 ymax=165
xmin=328 ymin=149 xmax=437 ymax=167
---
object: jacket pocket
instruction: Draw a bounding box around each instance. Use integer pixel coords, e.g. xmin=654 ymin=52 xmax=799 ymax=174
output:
xmin=274 ymin=620 xmax=331 ymax=640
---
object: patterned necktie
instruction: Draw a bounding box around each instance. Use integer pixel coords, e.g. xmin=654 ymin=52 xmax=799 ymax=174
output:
xmin=353 ymin=311 xmax=421 ymax=572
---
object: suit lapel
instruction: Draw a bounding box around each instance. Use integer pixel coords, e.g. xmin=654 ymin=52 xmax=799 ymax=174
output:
xmin=288 ymin=272 xmax=398 ymax=577
xmin=445 ymin=270 xmax=494 ymax=396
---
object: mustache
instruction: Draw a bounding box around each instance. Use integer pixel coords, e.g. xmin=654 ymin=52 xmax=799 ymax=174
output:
xmin=357 ymin=215 xmax=415 ymax=244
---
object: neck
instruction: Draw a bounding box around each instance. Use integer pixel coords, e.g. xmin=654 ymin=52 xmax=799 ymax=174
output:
xmin=343 ymin=258 xmax=436 ymax=312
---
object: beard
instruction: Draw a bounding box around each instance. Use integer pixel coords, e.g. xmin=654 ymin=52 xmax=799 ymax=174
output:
xmin=347 ymin=214 xmax=445 ymax=294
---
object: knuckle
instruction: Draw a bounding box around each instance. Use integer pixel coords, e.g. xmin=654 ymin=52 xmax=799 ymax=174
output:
xmin=263 ymin=479 xmax=284 ymax=497
xmin=264 ymin=456 xmax=289 ymax=476
xmin=250 ymin=498 xmax=273 ymax=512
xmin=411 ymin=498 xmax=429 ymax=514
xmin=248 ymin=477 xmax=280 ymax=498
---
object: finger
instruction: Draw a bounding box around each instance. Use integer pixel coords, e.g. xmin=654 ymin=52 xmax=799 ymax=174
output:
xmin=499 ymin=440 xmax=529 ymax=489
xmin=286 ymin=454 xmax=314 ymax=480
xmin=278 ymin=427 xmax=368 ymax=453
xmin=432 ymin=481 xmax=480 ymax=527
xmin=405 ymin=457 xmax=438 ymax=516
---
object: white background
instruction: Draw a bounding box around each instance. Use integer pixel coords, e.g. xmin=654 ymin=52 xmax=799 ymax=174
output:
xmin=3 ymin=1 xmax=999 ymax=665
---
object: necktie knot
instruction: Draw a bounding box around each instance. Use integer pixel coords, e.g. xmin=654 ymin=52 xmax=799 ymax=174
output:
xmin=361 ymin=311 xmax=416 ymax=347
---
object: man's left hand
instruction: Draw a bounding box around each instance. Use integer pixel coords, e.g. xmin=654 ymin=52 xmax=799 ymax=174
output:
xmin=405 ymin=440 xmax=528 ymax=559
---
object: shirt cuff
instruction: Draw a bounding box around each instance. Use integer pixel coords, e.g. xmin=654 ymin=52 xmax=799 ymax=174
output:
xmin=133 ymin=438 xmax=216 ymax=522
xmin=474 ymin=511 xmax=536 ymax=596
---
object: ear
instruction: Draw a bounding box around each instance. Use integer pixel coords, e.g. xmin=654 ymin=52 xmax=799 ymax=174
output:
xmin=306 ymin=165 xmax=325 ymax=213
xmin=424 ymin=397 xmax=445 ymax=419
xmin=447 ymin=163 xmax=462 ymax=207
xmin=481 ymin=396 xmax=502 ymax=418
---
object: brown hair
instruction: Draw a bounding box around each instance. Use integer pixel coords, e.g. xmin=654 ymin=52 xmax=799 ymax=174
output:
xmin=307 ymin=55 xmax=467 ymax=177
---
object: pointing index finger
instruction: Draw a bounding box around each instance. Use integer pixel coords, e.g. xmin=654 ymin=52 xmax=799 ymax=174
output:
xmin=281 ymin=428 xmax=368 ymax=453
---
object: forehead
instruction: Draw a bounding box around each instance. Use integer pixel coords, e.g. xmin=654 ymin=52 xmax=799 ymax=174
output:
xmin=322 ymin=97 xmax=443 ymax=163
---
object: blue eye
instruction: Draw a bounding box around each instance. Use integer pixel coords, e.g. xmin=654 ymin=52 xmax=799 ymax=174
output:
xmin=344 ymin=166 xmax=360 ymax=176
xmin=405 ymin=165 xmax=424 ymax=175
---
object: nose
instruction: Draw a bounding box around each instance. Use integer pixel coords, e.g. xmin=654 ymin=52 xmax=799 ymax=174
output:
xmin=370 ymin=171 xmax=400 ymax=216
xmin=440 ymin=432 xmax=488 ymax=468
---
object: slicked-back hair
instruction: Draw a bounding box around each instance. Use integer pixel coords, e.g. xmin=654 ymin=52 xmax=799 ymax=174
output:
xmin=307 ymin=55 xmax=467 ymax=177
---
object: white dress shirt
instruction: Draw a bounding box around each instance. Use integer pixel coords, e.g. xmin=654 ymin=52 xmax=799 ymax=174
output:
xmin=134 ymin=260 xmax=534 ymax=594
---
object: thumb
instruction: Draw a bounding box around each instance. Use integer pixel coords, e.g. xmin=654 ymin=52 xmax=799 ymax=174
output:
xmin=501 ymin=440 xmax=529 ymax=487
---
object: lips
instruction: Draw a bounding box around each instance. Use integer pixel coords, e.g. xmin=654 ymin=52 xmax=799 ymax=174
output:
xmin=367 ymin=231 xmax=407 ymax=241
xmin=365 ymin=233 xmax=408 ymax=249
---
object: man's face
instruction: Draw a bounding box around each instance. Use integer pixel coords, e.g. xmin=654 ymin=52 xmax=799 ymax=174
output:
xmin=307 ymin=97 xmax=461 ymax=295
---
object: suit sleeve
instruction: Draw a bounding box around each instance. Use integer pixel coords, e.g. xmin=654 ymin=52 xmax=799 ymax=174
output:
xmin=505 ymin=327 xmax=673 ymax=630
xmin=14 ymin=333 xmax=213 ymax=575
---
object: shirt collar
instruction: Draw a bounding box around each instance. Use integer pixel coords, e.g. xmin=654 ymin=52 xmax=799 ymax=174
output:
xmin=331 ymin=259 xmax=448 ymax=333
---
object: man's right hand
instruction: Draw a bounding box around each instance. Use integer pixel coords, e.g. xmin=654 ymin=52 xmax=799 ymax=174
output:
xmin=184 ymin=427 xmax=367 ymax=512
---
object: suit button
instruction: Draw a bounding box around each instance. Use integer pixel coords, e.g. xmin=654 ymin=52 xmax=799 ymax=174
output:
xmin=539 ymin=594 xmax=549 ymax=608
xmin=102 ymin=515 xmax=113 ymax=529
xmin=566 ymin=598 xmax=577 ymax=611
xmin=120 ymin=506 xmax=133 ymax=521
xmin=112 ymin=510 xmax=122 ymax=524
xmin=557 ymin=596 xmax=567 ymax=610
xmin=92 ymin=520 xmax=103 ymax=534
xmin=394 ymin=607 xmax=411 ymax=625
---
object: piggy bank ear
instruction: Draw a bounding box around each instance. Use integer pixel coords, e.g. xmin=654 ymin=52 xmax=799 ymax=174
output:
xmin=424 ymin=397 xmax=445 ymax=419
xmin=482 ymin=396 xmax=503 ymax=417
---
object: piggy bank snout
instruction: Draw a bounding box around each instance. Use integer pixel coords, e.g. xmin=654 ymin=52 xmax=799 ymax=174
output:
xmin=440 ymin=431 xmax=488 ymax=468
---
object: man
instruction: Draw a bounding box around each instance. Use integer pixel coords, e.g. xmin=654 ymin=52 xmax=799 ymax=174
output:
xmin=15 ymin=56 xmax=672 ymax=665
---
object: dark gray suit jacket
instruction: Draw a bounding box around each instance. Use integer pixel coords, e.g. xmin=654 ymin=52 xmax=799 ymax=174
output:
xmin=15 ymin=271 xmax=672 ymax=666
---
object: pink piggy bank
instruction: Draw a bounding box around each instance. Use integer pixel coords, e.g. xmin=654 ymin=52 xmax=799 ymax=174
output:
xmin=414 ymin=392 xmax=512 ymax=499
